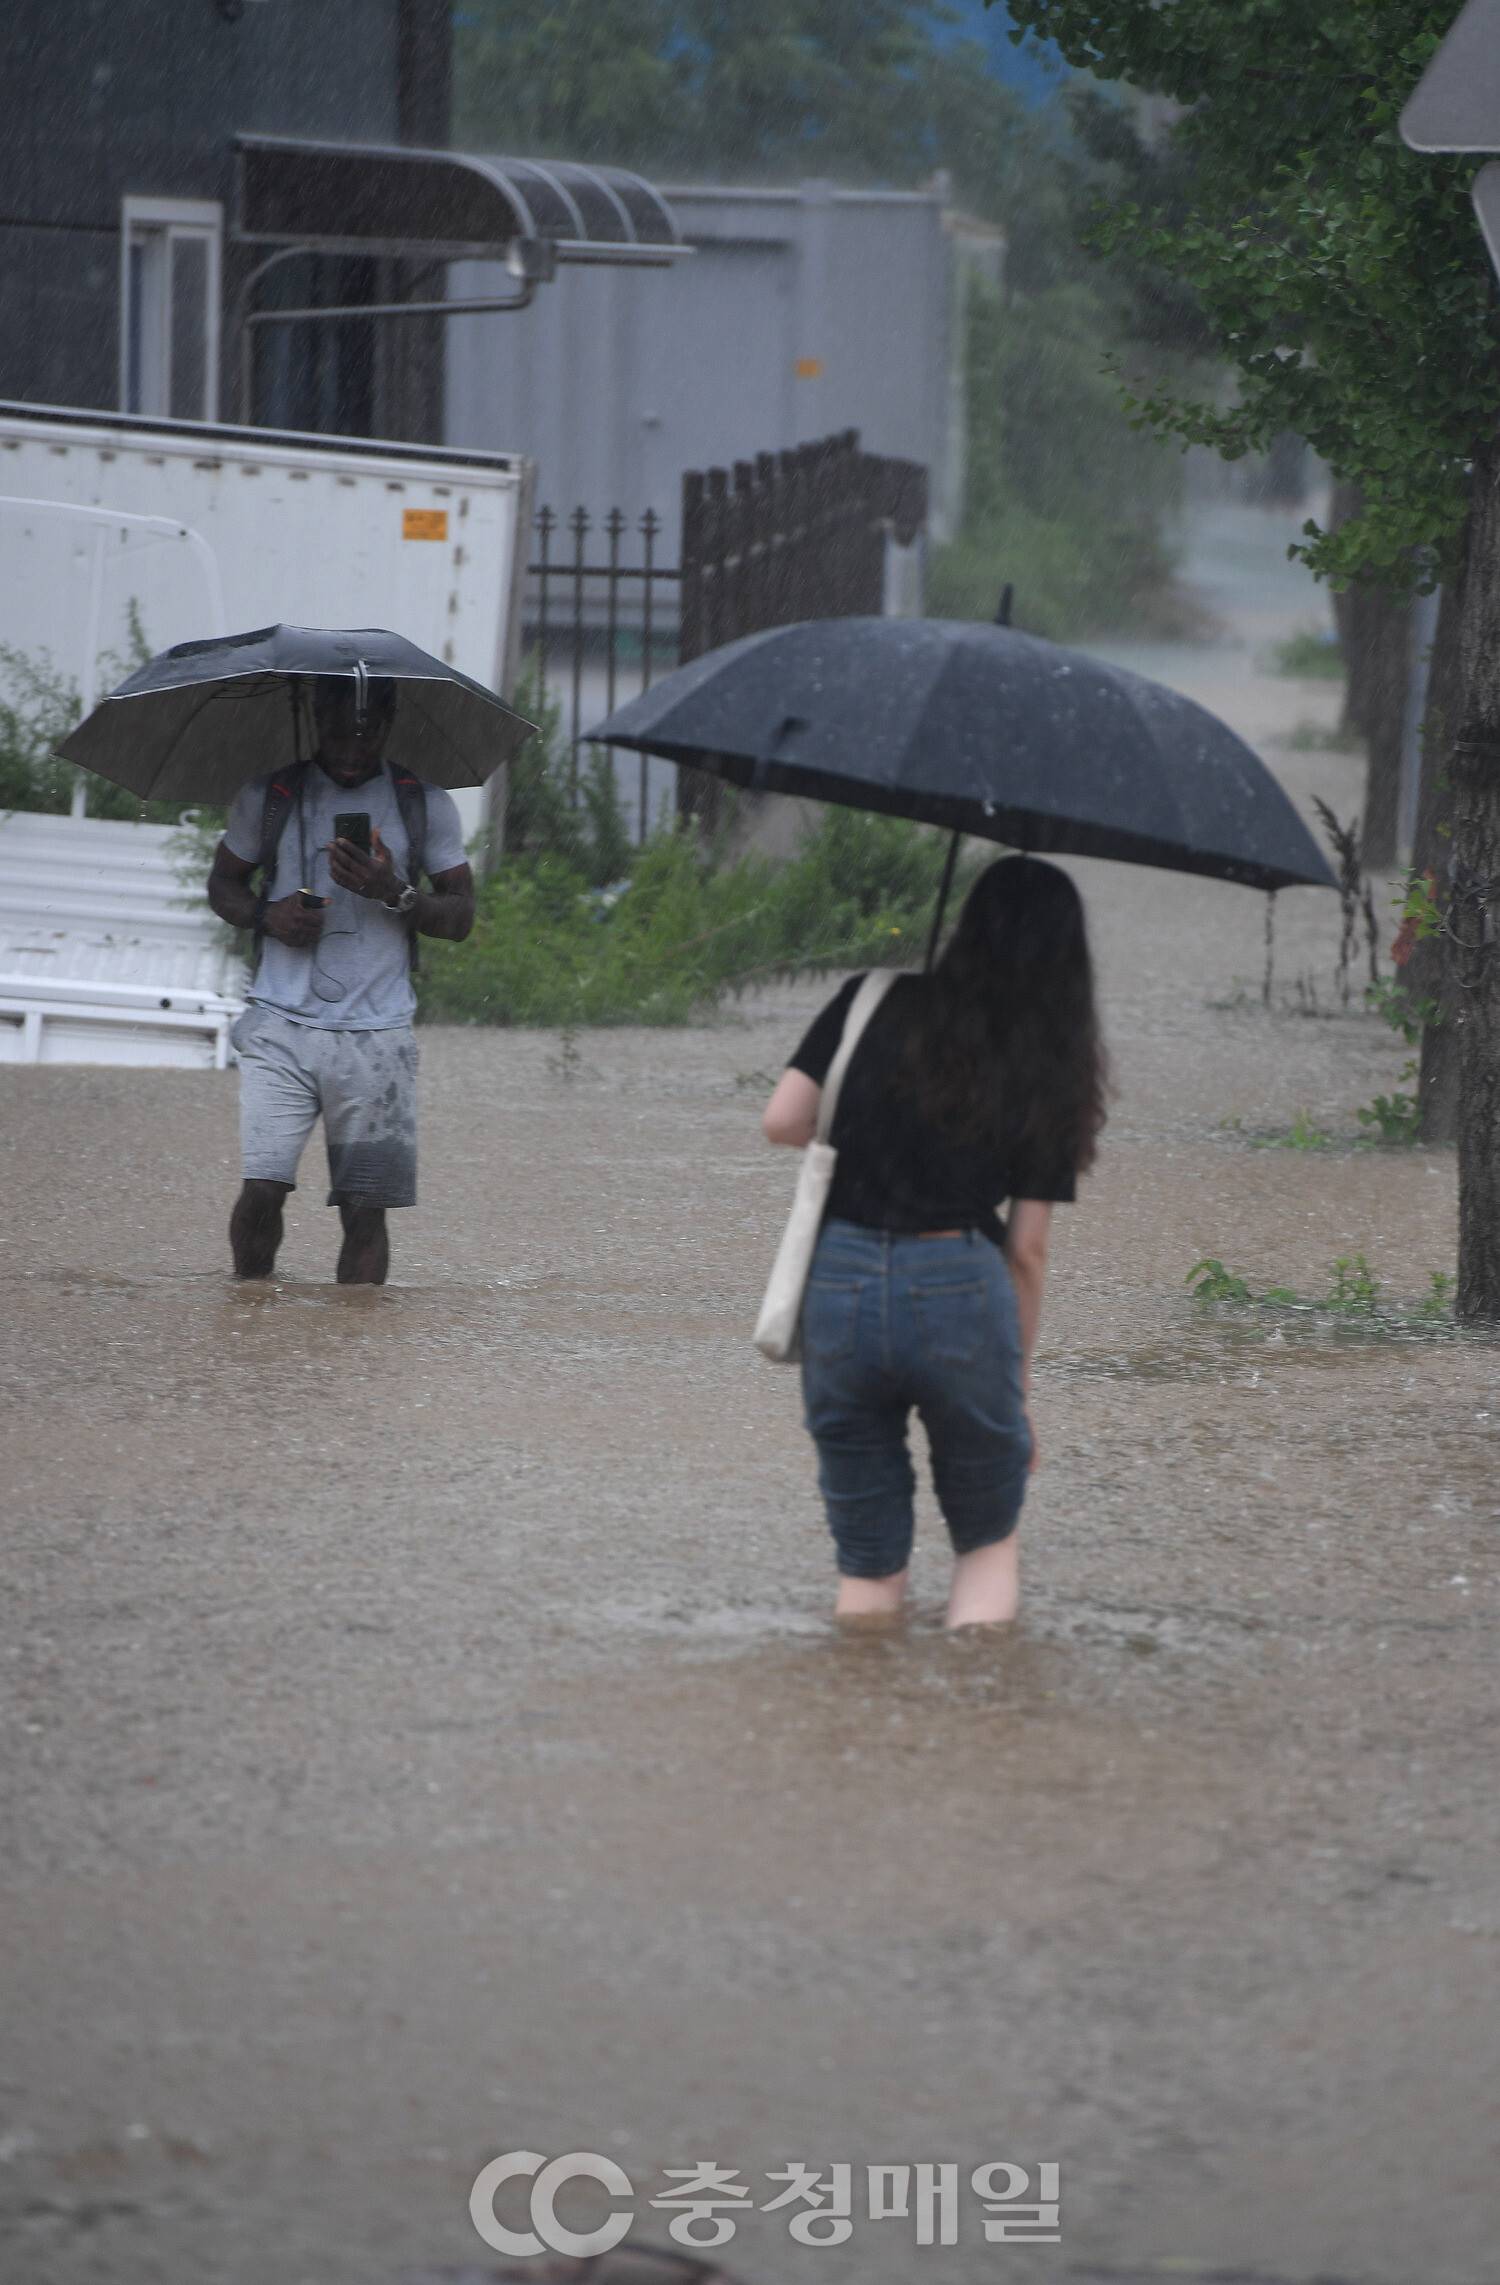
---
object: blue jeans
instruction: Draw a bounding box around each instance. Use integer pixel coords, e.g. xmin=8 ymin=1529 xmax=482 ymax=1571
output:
xmin=800 ymin=1219 xmax=1032 ymax=1578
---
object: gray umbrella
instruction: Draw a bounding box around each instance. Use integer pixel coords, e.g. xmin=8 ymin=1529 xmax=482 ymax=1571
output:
xmin=57 ymin=623 xmax=538 ymax=804
xmin=587 ymin=616 xmax=1337 ymax=924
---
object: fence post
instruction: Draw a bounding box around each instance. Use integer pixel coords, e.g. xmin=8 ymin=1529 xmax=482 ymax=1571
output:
xmin=680 ymin=472 xmax=705 ymax=664
xmin=568 ymin=505 xmax=590 ymax=799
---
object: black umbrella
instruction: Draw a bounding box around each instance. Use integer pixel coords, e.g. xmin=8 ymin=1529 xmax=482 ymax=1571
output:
xmin=57 ymin=623 xmax=538 ymax=805
xmin=586 ymin=614 xmax=1336 ymax=958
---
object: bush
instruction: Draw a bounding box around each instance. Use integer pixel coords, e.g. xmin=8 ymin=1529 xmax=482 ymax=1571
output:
xmin=1270 ymin=625 xmax=1344 ymax=680
xmin=418 ymin=805 xmax=971 ymax=1027
xmin=0 ymin=624 xmax=195 ymax=825
xmin=502 ymin=658 xmax=636 ymax=888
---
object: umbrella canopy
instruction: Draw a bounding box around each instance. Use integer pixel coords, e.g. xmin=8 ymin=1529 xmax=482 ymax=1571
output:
xmin=57 ymin=623 xmax=537 ymax=805
xmin=586 ymin=616 xmax=1336 ymax=894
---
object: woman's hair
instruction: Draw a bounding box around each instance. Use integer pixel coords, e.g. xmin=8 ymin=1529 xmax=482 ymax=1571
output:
xmin=902 ymin=855 xmax=1108 ymax=1175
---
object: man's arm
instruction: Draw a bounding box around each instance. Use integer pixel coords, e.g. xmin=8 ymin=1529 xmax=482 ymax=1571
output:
xmin=325 ymin=831 xmax=475 ymax=943
xmin=207 ymin=841 xmax=260 ymax=931
xmin=207 ymin=841 xmax=324 ymax=948
xmin=411 ymin=861 xmax=475 ymax=944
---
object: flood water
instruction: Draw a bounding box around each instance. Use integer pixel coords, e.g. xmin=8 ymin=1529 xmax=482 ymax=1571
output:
xmin=4 ymin=503 xmax=1498 ymax=2284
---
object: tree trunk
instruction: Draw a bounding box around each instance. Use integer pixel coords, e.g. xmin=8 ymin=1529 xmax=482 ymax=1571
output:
xmin=1328 ymin=481 xmax=1412 ymax=871
xmin=1355 ymin=587 xmax=1410 ymax=871
xmin=1450 ymin=430 xmax=1500 ymax=1323
xmin=1409 ymin=569 xmax=1465 ymax=1143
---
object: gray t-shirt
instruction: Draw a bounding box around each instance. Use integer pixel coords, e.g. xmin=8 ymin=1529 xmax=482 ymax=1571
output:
xmin=224 ymin=761 xmax=468 ymax=1029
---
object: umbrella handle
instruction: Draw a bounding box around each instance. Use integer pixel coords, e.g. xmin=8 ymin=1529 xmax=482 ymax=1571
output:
xmin=925 ymin=828 xmax=964 ymax=973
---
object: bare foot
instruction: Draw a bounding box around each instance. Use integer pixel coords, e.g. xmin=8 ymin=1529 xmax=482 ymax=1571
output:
xmin=946 ymin=1536 xmax=1020 ymax=1630
xmin=834 ymin=1570 xmax=908 ymax=1624
xmin=833 ymin=1607 xmax=906 ymax=1636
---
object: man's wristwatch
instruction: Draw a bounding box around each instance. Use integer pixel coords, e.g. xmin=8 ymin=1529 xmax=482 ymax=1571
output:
xmin=383 ymin=878 xmax=419 ymax=917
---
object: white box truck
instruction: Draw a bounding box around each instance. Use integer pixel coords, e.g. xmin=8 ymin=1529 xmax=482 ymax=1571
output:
xmin=0 ymin=401 xmax=533 ymax=1065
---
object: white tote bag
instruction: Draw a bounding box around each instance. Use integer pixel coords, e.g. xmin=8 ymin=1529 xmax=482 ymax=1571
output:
xmin=754 ymin=969 xmax=900 ymax=1363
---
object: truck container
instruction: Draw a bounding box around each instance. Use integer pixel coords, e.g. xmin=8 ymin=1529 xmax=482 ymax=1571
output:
xmin=0 ymin=402 xmax=532 ymax=1063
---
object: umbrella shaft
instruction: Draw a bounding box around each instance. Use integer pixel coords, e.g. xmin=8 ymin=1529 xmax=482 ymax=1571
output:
xmin=925 ymin=829 xmax=963 ymax=973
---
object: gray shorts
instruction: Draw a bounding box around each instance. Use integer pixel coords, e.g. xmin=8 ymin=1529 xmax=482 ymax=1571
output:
xmin=233 ymin=1004 xmax=419 ymax=1208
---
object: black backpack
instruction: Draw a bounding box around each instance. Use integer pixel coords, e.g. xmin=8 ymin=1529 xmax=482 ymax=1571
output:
xmin=252 ymin=760 xmax=430 ymax=974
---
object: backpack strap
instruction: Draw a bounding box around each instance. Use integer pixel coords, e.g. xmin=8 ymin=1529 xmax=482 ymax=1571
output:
xmin=251 ymin=759 xmax=312 ymax=974
xmin=388 ymin=762 xmax=429 ymax=974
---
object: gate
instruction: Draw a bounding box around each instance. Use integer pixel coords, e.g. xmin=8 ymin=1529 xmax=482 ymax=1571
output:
xmin=525 ymin=430 xmax=927 ymax=842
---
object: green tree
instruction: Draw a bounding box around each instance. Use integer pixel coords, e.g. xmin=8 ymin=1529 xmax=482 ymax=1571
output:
xmin=999 ymin=0 xmax=1500 ymax=1317
xmin=458 ymin=2 xmax=1195 ymax=629
xmin=456 ymin=0 xmax=956 ymax=181
xmin=454 ymin=0 xmax=680 ymax=165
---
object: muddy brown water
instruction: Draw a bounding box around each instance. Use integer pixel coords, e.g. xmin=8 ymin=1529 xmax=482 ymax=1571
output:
xmin=4 ymin=526 xmax=1499 ymax=2284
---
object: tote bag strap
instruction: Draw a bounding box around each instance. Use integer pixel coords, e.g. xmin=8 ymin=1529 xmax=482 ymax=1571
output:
xmin=815 ymin=969 xmax=901 ymax=1146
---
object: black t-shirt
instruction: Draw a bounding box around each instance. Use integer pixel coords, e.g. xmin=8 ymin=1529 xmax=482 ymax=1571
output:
xmin=788 ymin=971 xmax=1077 ymax=1244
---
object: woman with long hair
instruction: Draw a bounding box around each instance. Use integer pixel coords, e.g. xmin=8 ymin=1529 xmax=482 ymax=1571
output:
xmin=761 ymin=855 xmax=1107 ymax=1629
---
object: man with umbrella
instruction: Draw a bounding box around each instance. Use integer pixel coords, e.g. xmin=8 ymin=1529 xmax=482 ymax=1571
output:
xmin=207 ymin=673 xmax=474 ymax=1284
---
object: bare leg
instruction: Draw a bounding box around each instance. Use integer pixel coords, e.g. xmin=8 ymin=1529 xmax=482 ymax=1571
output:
xmin=230 ymin=1179 xmax=290 ymax=1279
xmin=336 ymin=1203 xmax=389 ymax=1285
xmin=947 ymin=1536 xmax=1020 ymax=1630
xmin=835 ymin=1568 xmax=908 ymax=1624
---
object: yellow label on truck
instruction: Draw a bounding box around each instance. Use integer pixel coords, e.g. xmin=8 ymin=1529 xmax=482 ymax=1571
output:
xmin=403 ymin=508 xmax=448 ymax=541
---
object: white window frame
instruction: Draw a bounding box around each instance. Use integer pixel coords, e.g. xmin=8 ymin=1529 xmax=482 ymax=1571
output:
xmin=119 ymin=197 xmax=223 ymax=422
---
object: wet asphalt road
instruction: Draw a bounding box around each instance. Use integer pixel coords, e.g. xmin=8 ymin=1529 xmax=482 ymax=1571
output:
xmin=3 ymin=509 xmax=1499 ymax=2284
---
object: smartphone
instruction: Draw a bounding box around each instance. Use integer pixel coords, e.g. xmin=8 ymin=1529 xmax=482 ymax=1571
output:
xmin=298 ymin=890 xmax=328 ymax=910
xmin=334 ymin=811 xmax=371 ymax=853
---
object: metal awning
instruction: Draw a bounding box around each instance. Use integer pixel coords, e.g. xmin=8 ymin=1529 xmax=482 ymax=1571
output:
xmin=235 ymin=133 xmax=686 ymax=268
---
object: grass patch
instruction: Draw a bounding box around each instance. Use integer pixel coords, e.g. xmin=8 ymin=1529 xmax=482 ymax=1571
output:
xmin=1268 ymin=624 xmax=1343 ymax=680
xmin=1250 ymin=1107 xmax=1333 ymax=1152
xmin=0 ymin=625 xmax=207 ymax=826
xmin=1186 ymin=1254 xmax=1456 ymax=1333
xmin=418 ymin=805 xmax=963 ymax=1027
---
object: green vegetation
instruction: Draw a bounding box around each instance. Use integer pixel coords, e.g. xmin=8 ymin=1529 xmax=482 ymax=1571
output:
xmin=0 ymin=623 xmax=195 ymax=826
xmin=1326 ymin=1254 xmax=1381 ymax=1314
xmin=1349 ymin=970 xmax=1439 ymax=1145
xmin=1185 ymin=1257 xmax=1254 ymax=1306
xmin=418 ymin=807 xmax=950 ymax=1027
xmin=1004 ymin=3 xmax=1500 ymax=590
xmin=458 ymin=4 xmax=1197 ymax=642
xmin=419 ymin=671 xmax=963 ymax=1025
xmin=1187 ymin=1253 xmax=1455 ymax=1328
xmin=928 ymin=273 xmax=1188 ymax=639
xmin=1421 ymin=1270 xmax=1456 ymax=1320
xmin=1252 ymin=1108 xmax=1333 ymax=1153
xmin=1356 ymin=1080 xmax=1421 ymax=1146
xmin=1271 ymin=626 xmax=1345 ymax=681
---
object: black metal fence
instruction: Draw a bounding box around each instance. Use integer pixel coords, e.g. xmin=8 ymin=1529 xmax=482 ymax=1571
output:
xmin=525 ymin=430 xmax=927 ymax=843
xmin=530 ymin=504 xmax=681 ymax=842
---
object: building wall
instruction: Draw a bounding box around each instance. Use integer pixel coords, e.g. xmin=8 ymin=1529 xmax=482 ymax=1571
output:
xmin=1 ymin=0 xmax=404 ymax=416
xmin=444 ymin=184 xmax=966 ymax=559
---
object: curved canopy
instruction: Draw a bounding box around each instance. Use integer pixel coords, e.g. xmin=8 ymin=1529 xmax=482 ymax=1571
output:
xmin=236 ymin=134 xmax=685 ymax=267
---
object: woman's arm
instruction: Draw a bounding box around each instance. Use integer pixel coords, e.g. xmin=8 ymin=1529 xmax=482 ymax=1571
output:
xmin=1004 ymin=1199 xmax=1053 ymax=1392
xmin=762 ymin=1068 xmax=822 ymax=1147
